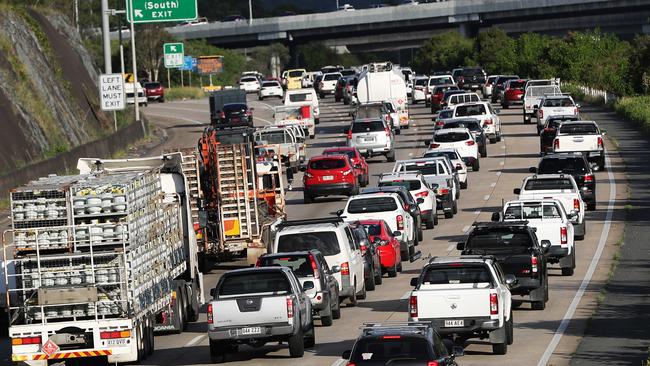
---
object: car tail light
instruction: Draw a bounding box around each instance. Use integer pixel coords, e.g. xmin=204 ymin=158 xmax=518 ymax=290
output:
xmin=490 ymin=293 xmax=498 ymax=315
xmin=396 ymin=215 xmax=404 ymax=230
xmin=427 ymin=362 xmax=440 ymax=366
xmin=385 ymin=127 xmax=391 ymax=137
xmin=301 ymin=105 xmax=311 ymax=118
xmin=346 ymin=363 xmax=356 ymax=366
xmin=554 ymin=139 xmax=560 ymax=150
xmin=435 ymin=121 xmax=445 ymax=127
xmin=100 ymin=331 xmax=131 ymax=339
xmin=347 ymin=130 xmax=352 ymax=139
xmin=341 ymin=262 xmax=350 ymax=275
xmin=531 ymin=256 xmax=538 ymax=273
xmin=561 ymin=227 xmax=568 ymax=245
xmin=415 ymin=191 xmax=429 ymax=198
xmin=11 ymin=336 xmax=41 ymax=345
xmin=438 ymin=188 xmax=450 ymax=195
xmin=245 ymin=110 xmax=252 ymax=117
xmin=207 ymin=304 xmax=213 ymax=324
xmin=584 ymin=174 xmax=594 ymax=183
xmin=544 ymin=127 xmax=554 ymax=132
xmin=465 ymin=140 xmax=475 ymax=146
xmin=574 ymin=198 xmax=580 ymax=211
xmin=484 ymin=119 xmax=493 ymax=125
xmin=597 ymin=136 xmax=603 ymax=149
xmin=409 ymin=295 xmax=418 ymax=317
xmin=429 ymin=143 xmax=440 ymax=148
xmin=360 ymin=244 xmax=367 ymax=256
xmin=286 ymin=296 xmax=294 ymax=318
xmin=309 ymin=254 xmax=320 ymax=279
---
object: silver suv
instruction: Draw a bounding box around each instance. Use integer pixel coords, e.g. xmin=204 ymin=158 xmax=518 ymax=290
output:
xmin=347 ymin=118 xmax=395 ymax=162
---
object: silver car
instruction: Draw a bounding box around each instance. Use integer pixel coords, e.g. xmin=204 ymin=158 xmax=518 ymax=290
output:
xmin=347 ymin=118 xmax=395 ymax=162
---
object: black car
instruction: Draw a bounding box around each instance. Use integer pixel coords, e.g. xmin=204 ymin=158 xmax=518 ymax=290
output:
xmin=531 ymin=153 xmax=597 ymax=210
xmin=458 ymin=221 xmax=551 ymax=310
xmin=313 ymin=74 xmax=323 ymax=93
xmin=335 ymin=76 xmax=355 ymax=103
xmin=349 ymin=222 xmax=383 ymax=292
xmin=440 ymin=118 xmax=488 ymax=158
xmin=217 ymin=103 xmax=253 ymax=127
xmin=458 ymin=67 xmax=487 ymax=91
xmin=342 ymin=322 xmax=463 ymax=366
xmin=539 ymin=116 xmax=580 ymax=155
xmin=490 ymin=75 xmax=519 ymax=103
xmin=361 ymin=186 xmax=424 ymax=244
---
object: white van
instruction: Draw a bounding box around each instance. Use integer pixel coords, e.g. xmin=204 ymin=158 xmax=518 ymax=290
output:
xmin=284 ymin=88 xmax=320 ymax=124
xmin=273 ymin=219 xmax=367 ymax=304
xmin=125 ymin=82 xmax=147 ymax=106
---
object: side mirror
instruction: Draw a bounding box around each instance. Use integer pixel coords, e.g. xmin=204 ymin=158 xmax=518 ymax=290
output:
xmin=513 ymin=188 xmax=521 ymax=195
xmin=342 ymin=350 xmax=352 ymax=360
xmin=424 ymin=140 xmax=431 ymax=146
xmin=576 ymin=104 xmax=581 ymax=109
xmin=410 ymin=278 xmax=419 ymax=287
xmin=416 ymin=198 xmax=425 ymax=204
xmin=491 ymin=212 xmax=502 ymax=222
xmin=541 ymin=240 xmax=552 ymax=252
xmin=456 ymin=242 xmax=465 ymax=251
xmin=209 ymin=288 xmax=216 ymax=297
xmin=452 ymin=345 xmax=465 ymax=357
xmin=336 ymin=209 xmax=344 ymax=217
xmin=393 ymin=231 xmax=402 ymax=237
xmin=331 ymin=265 xmax=341 ymax=273
xmin=504 ymin=274 xmax=517 ymax=286
xmin=302 ymin=281 xmax=315 ymax=291
xmin=529 ymin=167 xmax=537 ymax=173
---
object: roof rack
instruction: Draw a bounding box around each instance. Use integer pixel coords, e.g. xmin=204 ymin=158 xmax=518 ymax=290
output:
xmin=472 ymin=221 xmax=529 ymax=229
xmin=276 ymin=217 xmax=344 ymax=229
xmin=360 ymin=322 xmax=434 ymax=336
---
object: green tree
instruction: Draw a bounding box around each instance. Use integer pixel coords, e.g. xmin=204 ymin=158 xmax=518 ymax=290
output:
xmin=413 ymin=31 xmax=476 ymax=73
xmin=247 ymin=43 xmax=290 ymax=77
xmin=477 ymin=27 xmax=517 ymax=75
xmin=514 ymin=32 xmax=560 ymax=79
xmin=297 ymin=42 xmax=359 ymax=70
xmin=629 ymin=35 xmax=650 ymax=93
xmin=136 ymin=24 xmax=174 ymax=81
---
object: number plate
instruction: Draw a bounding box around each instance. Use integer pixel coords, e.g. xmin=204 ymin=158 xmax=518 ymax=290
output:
xmin=322 ymin=176 xmax=334 ymax=181
xmin=444 ymin=320 xmax=464 ymax=327
xmin=240 ymin=327 xmax=262 ymax=335
xmin=363 ymin=137 xmax=375 ymax=142
xmin=106 ymin=338 xmax=130 ymax=347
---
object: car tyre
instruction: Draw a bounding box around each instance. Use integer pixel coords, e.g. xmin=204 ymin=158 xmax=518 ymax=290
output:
xmin=375 ymin=267 xmax=383 ymax=285
xmin=365 ymin=269 xmax=376 ymax=291
xmin=425 ymin=217 xmax=434 ymax=230
xmin=444 ymin=210 xmax=454 ymax=219
xmin=357 ymin=282 xmax=367 ymax=300
xmin=304 ymin=321 xmax=316 ymax=348
xmin=397 ymin=261 xmax=403 ymax=272
xmin=288 ymin=328 xmax=305 ymax=358
xmin=332 ymin=293 xmax=341 ymax=319
xmin=434 ymin=213 xmax=439 ymax=226
xmin=388 ymin=264 xmax=398 ymax=278
xmin=507 ymin=311 xmax=514 ymax=345
xmin=259 ymin=96 xmax=264 ymax=101
xmin=386 ymin=150 xmax=396 ymax=162
xmin=452 ymin=200 xmax=458 ymax=214
xmin=209 ymin=340 xmax=226 ymax=363
xmin=473 ymin=159 xmax=480 ymax=172
xmin=460 ymin=180 xmax=468 ymax=190
xmin=493 ymin=341 xmax=507 ymax=355
xmin=321 ymin=304 xmax=333 ymax=326
xmin=587 ymin=202 xmax=596 ymax=211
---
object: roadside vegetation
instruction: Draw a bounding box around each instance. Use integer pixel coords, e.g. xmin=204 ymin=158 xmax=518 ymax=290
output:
xmin=165 ymin=87 xmax=208 ymax=102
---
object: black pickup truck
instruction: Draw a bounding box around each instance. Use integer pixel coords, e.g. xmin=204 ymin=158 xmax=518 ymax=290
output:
xmin=457 ymin=221 xmax=551 ymax=310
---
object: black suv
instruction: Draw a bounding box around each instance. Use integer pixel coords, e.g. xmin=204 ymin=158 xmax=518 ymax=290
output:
xmin=349 ymin=222 xmax=383 ymax=292
xmin=539 ymin=116 xmax=580 ymax=155
xmin=530 ymin=153 xmax=597 ymax=211
xmin=458 ymin=222 xmax=551 ymax=310
xmin=458 ymin=67 xmax=487 ymax=91
xmin=490 ymin=75 xmax=519 ymax=103
xmin=440 ymin=118 xmax=488 ymax=158
xmin=342 ymin=322 xmax=463 ymax=366
xmin=217 ymin=103 xmax=253 ymax=127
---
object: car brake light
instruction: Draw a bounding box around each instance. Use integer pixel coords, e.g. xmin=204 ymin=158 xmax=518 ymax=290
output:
xmin=341 ymin=262 xmax=350 ymax=275
xmin=435 ymin=121 xmax=445 ymax=126
xmin=484 ymin=119 xmax=493 ymax=125
xmin=347 ymin=130 xmax=352 ymax=139
xmin=11 ymin=336 xmax=42 ymax=345
xmin=554 ymin=139 xmax=560 ymax=150
xmin=309 ymin=254 xmax=320 ymax=279
xmin=531 ymin=256 xmax=538 ymax=273
xmin=574 ymin=198 xmax=580 ymax=211
xmin=490 ymin=293 xmax=498 ymax=315
xmin=385 ymin=127 xmax=391 ymax=137
xmin=383 ymin=335 xmax=401 ymax=339
xmin=584 ymin=174 xmax=594 ymax=183
xmin=429 ymin=143 xmax=440 ymax=148
xmin=415 ymin=191 xmax=429 ymax=198
xmin=207 ymin=303 xmax=213 ymax=324
xmin=346 ymin=363 xmax=356 ymax=366
xmin=360 ymin=244 xmax=367 ymax=256
xmin=427 ymin=362 xmax=440 ymax=366
xmin=409 ymin=295 xmax=418 ymax=317
xmin=465 ymin=140 xmax=475 ymax=146
xmin=286 ymin=296 xmax=294 ymax=318
xmin=597 ymin=136 xmax=603 ymax=149
xmin=438 ymin=188 xmax=450 ymax=195
xmin=561 ymin=227 xmax=568 ymax=245
xmin=396 ymin=215 xmax=404 ymax=230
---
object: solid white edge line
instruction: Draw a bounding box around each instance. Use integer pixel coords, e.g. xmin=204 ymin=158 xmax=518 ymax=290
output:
xmin=536 ymin=152 xmax=616 ymax=365
xmin=331 ymin=358 xmax=347 ymax=366
xmin=184 ymin=334 xmax=206 ymax=348
xmin=142 ymin=112 xmax=203 ymax=125
xmin=400 ymin=291 xmax=411 ymax=300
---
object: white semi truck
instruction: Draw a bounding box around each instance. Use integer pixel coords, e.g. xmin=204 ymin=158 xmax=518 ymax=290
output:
xmin=356 ymin=62 xmax=411 ymax=129
xmin=3 ymin=154 xmax=203 ymax=365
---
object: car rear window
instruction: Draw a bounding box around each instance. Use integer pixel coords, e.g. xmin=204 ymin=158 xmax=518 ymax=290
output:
xmin=341 ymin=69 xmax=356 ymax=77
xmin=526 ymin=86 xmax=560 ymax=97
xmin=348 ymin=197 xmax=398 ymax=214
xmin=259 ymin=256 xmax=313 ymax=277
xmin=415 ymin=78 xmax=427 ymax=86
xmin=524 ymin=179 xmax=574 ymax=190
xmin=324 ymin=73 xmax=341 ymax=81
xmin=241 ymin=77 xmax=257 ymax=82
xmin=467 ymin=231 xmax=533 ymax=252
xmin=144 ymin=82 xmax=161 ymax=88
xmin=257 ymin=131 xmax=286 ymax=144
xmin=547 ymin=118 xmax=578 ymax=128
xmin=463 ymin=68 xmax=484 ymax=76
xmin=362 ymin=223 xmax=382 ymax=236
xmin=559 ymin=123 xmax=598 ymax=135
xmin=538 ymin=157 xmax=588 ymax=174
xmin=277 ymin=232 xmax=341 ymax=256
xmin=505 ymin=203 xmax=562 ymax=220
xmin=218 ymin=271 xmax=290 ymax=297
xmin=430 ymin=77 xmax=453 ymax=86
xmin=455 ymin=104 xmax=486 ymax=117
xmin=487 ymin=76 xmax=498 ymax=84
xmin=223 ymin=104 xmax=247 ymax=112
xmin=379 ymin=179 xmax=422 ymax=191
xmin=509 ymin=80 xmax=526 ymax=89
xmin=262 ymin=81 xmax=279 ymax=87
xmin=288 ymin=93 xmax=313 ymax=102
xmin=310 ymin=158 xmax=346 ymax=170
xmin=434 ymin=132 xmax=470 ymax=143
xmin=404 ymin=163 xmax=438 ymax=175
xmin=355 ymin=107 xmax=383 ymax=119
xmin=543 ymin=98 xmax=574 ymax=107
xmin=351 ymin=337 xmax=432 ymax=362
xmin=288 ymin=70 xmax=303 ymax=77
xmin=352 ymin=120 xmax=385 ymax=133
xmin=422 ymin=265 xmax=492 ymax=285
xmin=444 ymin=121 xmax=481 ymax=132
xmin=324 ymin=150 xmax=356 ymax=159
xmin=437 ymin=109 xmax=453 ymax=119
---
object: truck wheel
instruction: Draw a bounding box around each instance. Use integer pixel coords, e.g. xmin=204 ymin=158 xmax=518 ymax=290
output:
xmin=304 ymin=321 xmax=316 ymax=348
xmin=137 ymin=321 xmax=146 ymax=361
xmin=444 ymin=210 xmax=454 ymax=219
xmin=365 ymin=269 xmax=376 ymax=291
xmin=493 ymin=341 xmax=508 ymax=355
xmin=332 ymin=292 xmax=342 ymax=319
xmin=198 ymin=253 xmax=210 ymax=273
xmin=511 ymin=300 xmax=523 ymax=309
xmin=289 ymin=329 xmax=305 ymax=358
xmin=210 ymin=340 xmax=226 ymax=363
xmin=357 ymin=280 xmax=367 ymax=300
xmin=460 ymin=180 xmax=468 ymax=189
xmin=562 ymin=266 xmax=575 ymax=276
xmin=507 ymin=311 xmax=514 ymax=345
xmin=473 ymin=159 xmax=480 ymax=171
xmin=171 ymin=291 xmax=183 ymax=334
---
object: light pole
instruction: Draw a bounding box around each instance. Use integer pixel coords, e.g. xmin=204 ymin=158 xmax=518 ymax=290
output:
xmin=249 ymin=0 xmax=253 ymax=25
xmin=336 ymin=0 xmax=339 ymax=10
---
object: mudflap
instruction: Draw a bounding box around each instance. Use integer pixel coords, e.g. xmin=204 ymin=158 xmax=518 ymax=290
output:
xmin=247 ymin=247 xmax=266 ymax=266
xmin=489 ymin=325 xmax=507 ymax=344
xmin=559 ymin=252 xmax=575 ymax=269
xmin=529 ymin=284 xmax=545 ymax=302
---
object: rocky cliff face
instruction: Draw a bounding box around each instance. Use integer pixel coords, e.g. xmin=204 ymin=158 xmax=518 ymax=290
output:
xmin=0 ymin=7 xmax=112 ymax=173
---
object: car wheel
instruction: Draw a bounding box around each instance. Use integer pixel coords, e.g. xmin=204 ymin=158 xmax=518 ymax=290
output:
xmin=412 ymin=100 xmax=418 ymax=105
xmin=497 ymin=133 xmax=502 ymax=142
xmin=587 ymin=202 xmax=596 ymax=211
xmin=357 ymin=281 xmax=367 ymax=300
xmin=489 ymin=137 xmax=497 ymax=144
xmin=332 ymin=292 xmax=341 ymax=319
xmin=444 ymin=210 xmax=454 ymax=219
xmin=493 ymin=341 xmax=508 ymax=355
xmin=460 ymin=180 xmax=468 ymax=189
xmin=507 ymin=311 xmax=514 ymax=345
xmin=335 ymin=96 xmax=341 ymax=102
xmin=452 ymin=200 xmax=458 ymax=214
xmin=351 ymin=185 xmax=360 ymax=196
xmin=434 ymin=213 xmax=439 ymax=225
xmin=562 ymin=266 xmax=575 ymax=276
xmin=425 ymin=217 xmax=434 ymax=230
xmin=473 ymin=159 xmax=480 ymax=172
xmin=388 ymin=264 xmax=398 ymax=278
xmin=304 ymin=321 xmax=316 ymax=348
xmin=159 ymin=98 xmax=164 ymax=103
xmin=401 ymin=247 xmax=409 ymax=262
xmin=397 ymin=261 xmax=403 ymax=272
xmin=259 ymin=96 xmax=264 ymax=101
xmin=374 ymin=267 xmax=383 ymax=285
xmin=319 ymin=94 xmax=325 ymax=99
xmin=365 ymin=269 xmax=376 ymax=291
xmin=386 ymin=150 xmax=396 ymax=162
xmin=321 ymin=304 xmax=333 ymax=326
xmin=210 ymin=340 xmax=227 ymax=363
xmin=288 ymin=328 xmax=305 ymax=358
xmin=511 ymin=300 xmax=523 ymax=309
xmin=417 ymin=228 xmax=423 ymax=242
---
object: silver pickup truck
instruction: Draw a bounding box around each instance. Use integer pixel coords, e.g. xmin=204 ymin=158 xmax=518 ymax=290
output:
xmin=207 ymin=267 xmax=315 ymax=362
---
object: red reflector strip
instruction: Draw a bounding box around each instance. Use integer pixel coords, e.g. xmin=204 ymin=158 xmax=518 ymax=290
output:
xmin=382 ymin=335 xmax=401 ymax=339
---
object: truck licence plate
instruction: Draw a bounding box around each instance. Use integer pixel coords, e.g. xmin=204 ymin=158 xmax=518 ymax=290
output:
xmin=363 ymin=137 xmax=375 ymax=143
xmin=322 ymin=176 xmax=334 ymax=181
xmin=240 ymin=327 xmax=262 ymax=335
xmin=444 ymin=320 xmax=464 ymax=327
xmin=106 ymin=338 xmax=130 ymax=347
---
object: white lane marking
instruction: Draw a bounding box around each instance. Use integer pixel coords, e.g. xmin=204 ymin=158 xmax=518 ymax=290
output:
xmin=491 ymin=182 xmax=497 ymax=187
xmin=484 ymin=195 xmax=491 ymax=201
xmin=142 ymin=112 xmax=203 ymax=125
xmin=500 ymin=161 xmax=505 ymax=166
xmin=400 ymin=291 xmax=411 ymax=300
xmin=184 ymin=334 xmax=206 ymax=348
xmin=537 ymin=152 xmax=616 ymax=365
xmin=409 ymin=153 xmax=414 ymax=157
xmin=474 ymin=210 xmax=481 ymax=216
xmin=331 ymin=359 xmax=347 ymax=366
xmin=147 ymin=105 xmax=209 ymax=114
xmin=447 ymin=243 xmax=455 ymax=252
xmin=496 ymin=172 xmax=502 ymax=176
xmin=249 ymin=100 xmax=275 ymax=110
xmin=462 ymin=225 xmax=470 ymax=233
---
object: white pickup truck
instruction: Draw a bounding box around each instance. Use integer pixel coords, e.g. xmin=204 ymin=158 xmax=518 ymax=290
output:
xmin=207 ymin=267 xmax=315 ymax=362
xmin=553 ymin=120 xmax=606 ymax=171
xmin=408 ymin=256 xmax=515 ymax=355
xmin=523 ymin=85 xmax=561 ymax=124
xmin=254 ymin=126 xmax=303 ymax=172
xmin=274 ymin=105 xmax=316 ymax=139
xmin=514 ymin=174 xmax=586 ymax=240
xmin=534 ymin=95 xmax=579 ymax=134
xmin=496 ymin=199 xmax=577 ymax=276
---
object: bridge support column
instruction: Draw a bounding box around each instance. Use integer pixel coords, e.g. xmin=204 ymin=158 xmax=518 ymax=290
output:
xmin=458 ymin=22 xmax=479 ymax=38
xmin=289 ymin=43 xmax=300 ymax=68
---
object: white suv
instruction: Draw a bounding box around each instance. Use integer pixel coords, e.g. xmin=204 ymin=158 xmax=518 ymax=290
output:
xmin=273 ymin=218 xmax=366 ymax=305
xmin=378 ymin=172 xmax=437 ymax=230
xmin=451 ymin=102 xmax=501 ymax=144
xmin=319 ymin=72 xmax=342 ymax=98
xmin=347 ymin=118 xmax=395 ymax=162
xmin=428 ymin=128 xmax=480 ymax=171
xmin=340 ymin=192 xmax=415 ymax=261
xmin=239 ymin=76 xmax=261 ymax=93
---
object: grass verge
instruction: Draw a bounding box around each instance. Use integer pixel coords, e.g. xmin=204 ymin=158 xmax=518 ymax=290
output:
xmin=613 ymin=96 xmax=650 ymax=134
xmin=165 ymin=87 xmax=208 ymax=102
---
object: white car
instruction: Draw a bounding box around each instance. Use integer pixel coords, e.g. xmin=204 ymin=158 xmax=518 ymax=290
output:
xmin=341 ymin=192 xmax=416 ymax=261
xmin=535 ymin=95 xmax=579 ymax=134
xmin=423 ymin=148 xmax=468 ymax=189
xmin=483 ymin=75 xmax=498 ymax=98
xmin=425 ymin=75 xmax=456 ymax=103
xmin=428 ymin=128 xmax=480 ymax=171
xmin=411 ymin=76 xmax=428 ymax=104
xmin=239 ymin=76 xmax=261 ymax=93
xmin=125 ymin=82 xmax=147 ymax=106
xmin=320 ymin=72 xmax=342 ymax=97
xmin=447 ymin=93 xmax=481 ymax=109
xmin=285 ymin=88 xmax=321 ymax=124
xmin=258 ymin=80 xmax=283 ymax=100
xmin=378 ymin=172 xmax=437 ymax=230
xmin=451 ymin=102 xmax=501 ymax=143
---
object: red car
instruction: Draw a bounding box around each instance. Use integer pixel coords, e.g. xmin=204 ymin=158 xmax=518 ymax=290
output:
xmin=322 ymin=147 xmax=369 ymax=187
xmin=302 ymin=155 xmax=359 ymax=204
xmin=501 ymin=79 xmax=526 ymax=109
xmin=143 ymin=82 xmax=165 ymax=103
xmin=360 ymin=219 xmax=402 ymax=277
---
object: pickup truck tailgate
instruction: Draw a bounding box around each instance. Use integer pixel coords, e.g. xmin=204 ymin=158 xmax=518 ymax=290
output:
xmin=416 ymin=284 xmax=492 ymax=319
xmin=555 ymin=135 xmax=600 ymax=152
xmin=211 ymin=296 xmax=289 ymax=327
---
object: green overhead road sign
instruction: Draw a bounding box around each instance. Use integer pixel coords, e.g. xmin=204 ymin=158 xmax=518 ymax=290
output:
xmin=164 ymin=43 xmax=184 ymax=68
xmin=126 ymin=0 xmax=198 ymax=23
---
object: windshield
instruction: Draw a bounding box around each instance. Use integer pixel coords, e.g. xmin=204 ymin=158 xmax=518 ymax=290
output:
xmin=544 ymin=98 xmax=574 ymax=107
xmin=508 ymin=80 xmax=526 ymax=89
xmin=352 ymin=120 xmax=385 ymax=133
xmin=504 ymin=203 xmax=562 ymax=220
xmin=559 ymin=123 xmax=599 ymax=135
xmin=422 ymin=265 xmax=492 ymax=285
xmin=310 ymin=159 xmax=346 ymax=170
xmin=538 ymin=158 xmax=588 ymax=174
xmin=434 ymin=132 xmax=470 ymax=143
xmin=444 ymin=121 xmax=481 ymax=132
xmin=219 ymin=271 xmax=290 ymax=297
xmin=379 ymin=180 xmax=422 ymax=191
xmin=351 ymin=337 xmax=432 ymax=363
xmin=277 ymin=232 xmax=340 ymax=256
xmin=455 ymin=104 xmax=487 ymax=117
xmin=524 ymin=178 xmax=574 ymax=190
xmin=259 ymin=256 xmax=313 ymax=277
xmin=262 ymin=81 xmax=280 ymax=87
xmin=324 ymin=73 xmax=341 ymax=81
xmin=527 ymin=86 xmax=561 ymax=97
xmin=241 ymin=77 xmax=257 ymax=83
xmin=467 ymin=230 xmax=533 ymax=251
xmin=288 ymin=93 xmax=313 ymax=103
xmin=258 ymin=131 xmax=287 ymax=144
xmin=288 ymin=70 xmax=304 ymax=78
xmin=404 ymin=163 xmax=438 ymax=175
xmin=324 ymin=150 xmax=356 ymax=159
xmin=348 ymin=197 xmax=398 ymax=214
